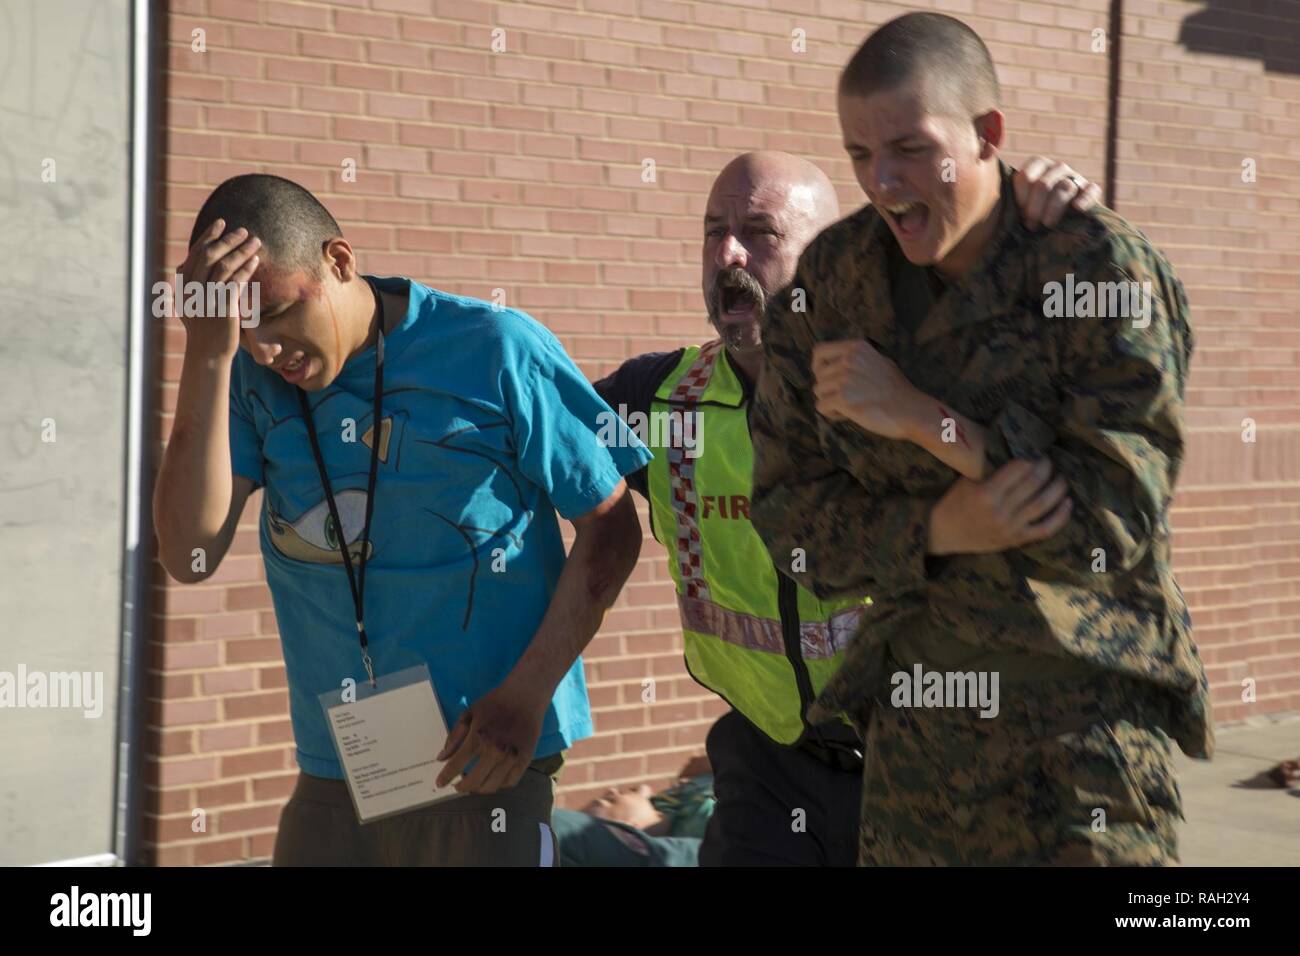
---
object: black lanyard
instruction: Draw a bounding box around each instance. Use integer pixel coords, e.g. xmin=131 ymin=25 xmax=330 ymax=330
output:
xmin=297 ymin=276 xmax=385 ymax=687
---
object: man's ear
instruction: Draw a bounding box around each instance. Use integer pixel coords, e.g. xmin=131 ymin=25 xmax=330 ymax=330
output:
xmin=323 ymin=237 xmax=357 ymax=282
xmin=973 ymin=109 xmax=1005 ymax=158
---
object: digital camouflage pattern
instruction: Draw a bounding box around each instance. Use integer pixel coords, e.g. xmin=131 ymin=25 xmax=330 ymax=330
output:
xmin=858 ymin=668 xmax=1183 ymax=865
xmin=749 ymin=161 xmax=1212 ymax=865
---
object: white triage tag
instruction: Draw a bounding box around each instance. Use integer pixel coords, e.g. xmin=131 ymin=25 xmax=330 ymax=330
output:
xmin=319 ymin=664 xmax=458 ymax=823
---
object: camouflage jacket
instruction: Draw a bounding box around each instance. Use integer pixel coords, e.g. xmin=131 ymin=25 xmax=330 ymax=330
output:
xmin=749 ymin=162 xmax=1213 ymax=759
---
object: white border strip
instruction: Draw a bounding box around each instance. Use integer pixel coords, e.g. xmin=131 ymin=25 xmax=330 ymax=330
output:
xmin=35 ymin=853 xmax=121 ymax=868
xmin=113 ymin=0 xmax=153 ymax=866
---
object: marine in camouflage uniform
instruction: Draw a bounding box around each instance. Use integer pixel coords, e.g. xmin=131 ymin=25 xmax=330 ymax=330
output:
xmin=749 ymin=159 xmax=1214 ymax=865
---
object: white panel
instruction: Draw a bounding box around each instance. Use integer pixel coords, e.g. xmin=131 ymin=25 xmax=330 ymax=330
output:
xmin=0 ymin=0 xmax=131 ymax=866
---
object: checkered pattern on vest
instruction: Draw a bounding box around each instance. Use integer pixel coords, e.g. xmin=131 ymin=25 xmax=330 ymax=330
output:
xmin=666 ymin=340 xmax=722 ymax=601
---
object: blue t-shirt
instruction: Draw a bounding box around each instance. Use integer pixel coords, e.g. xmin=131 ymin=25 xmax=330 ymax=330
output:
xmin=229 ymin=276 xmax=651 ymax=778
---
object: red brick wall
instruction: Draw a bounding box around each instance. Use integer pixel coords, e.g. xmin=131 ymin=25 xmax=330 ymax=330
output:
xmin=147 ymin=0 xmax=1300 ymax=864
xmin=1114 ymin=0 xmax=1300 ymax=723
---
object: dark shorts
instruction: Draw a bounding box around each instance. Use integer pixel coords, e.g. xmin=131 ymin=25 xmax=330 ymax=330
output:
xmin=700 ymin=710 xmax=863 ymax=867
xmin=272 ymin=753 xmax=564 ymax=866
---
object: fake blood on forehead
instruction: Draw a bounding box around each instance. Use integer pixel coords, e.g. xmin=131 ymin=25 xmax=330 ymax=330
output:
xmin=251 ymin=266 xmax=323 ymax=308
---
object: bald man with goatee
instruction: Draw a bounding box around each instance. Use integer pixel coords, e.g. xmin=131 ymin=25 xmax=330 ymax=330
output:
xmin=594 ymin=149 xmax=1099 ymax=866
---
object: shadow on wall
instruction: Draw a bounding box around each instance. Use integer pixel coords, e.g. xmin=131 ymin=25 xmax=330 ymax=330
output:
xmin=1178 ymin=0 xmax=1300 ymax=75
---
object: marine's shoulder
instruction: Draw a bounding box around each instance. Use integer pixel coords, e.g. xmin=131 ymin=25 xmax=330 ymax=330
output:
xmin=799 ymin=203 xmax=884 ymax=274
xmin=1032 ymin=204 xmax=1179 ymax=281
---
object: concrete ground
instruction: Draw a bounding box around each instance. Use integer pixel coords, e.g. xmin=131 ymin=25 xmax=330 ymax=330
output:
xmin=1174 ymin=710 xmax=1300 ymax=866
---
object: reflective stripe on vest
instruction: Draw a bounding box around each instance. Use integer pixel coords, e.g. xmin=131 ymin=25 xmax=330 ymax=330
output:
xmin=679 ymin=592 xmax=866 ymax=659
xmin=647 ymin=341 xmax=870 ymax=743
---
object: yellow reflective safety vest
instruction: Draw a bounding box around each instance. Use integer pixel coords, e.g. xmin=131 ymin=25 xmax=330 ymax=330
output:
xmin=646 ymin=340 xmax=870 ymax=744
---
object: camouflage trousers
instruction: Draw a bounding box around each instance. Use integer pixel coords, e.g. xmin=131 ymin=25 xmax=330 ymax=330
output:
xmin=856 ymin=671 xmax=1184 ymax=866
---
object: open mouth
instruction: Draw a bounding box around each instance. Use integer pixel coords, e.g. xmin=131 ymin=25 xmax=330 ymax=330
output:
xmin=720 ymin=285 xmax=759 ymax=317
xmin=880 ymin=199 xmax=930 ymax=241
xmin=277 ymin=353 xmax=309 ymax=382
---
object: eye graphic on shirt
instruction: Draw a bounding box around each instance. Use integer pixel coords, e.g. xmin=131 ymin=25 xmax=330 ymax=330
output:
xmin=267 ymin=489 xmax=373 ymax=565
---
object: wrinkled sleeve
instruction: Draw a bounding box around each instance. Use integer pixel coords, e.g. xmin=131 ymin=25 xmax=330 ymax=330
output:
xmin=983 ymin=245 xmax=1191 ymax=583
xmin=229 ymin=353 xmax=264 ymax=489
xmin=749 ymin=256 xmax=936 ymax=601
xmin=503 ymin=316 xmax=652 ymax=521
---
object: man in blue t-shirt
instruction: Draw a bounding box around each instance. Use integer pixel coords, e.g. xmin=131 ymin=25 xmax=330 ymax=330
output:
xmin=154 ymin=174 xmax=650 ymax=866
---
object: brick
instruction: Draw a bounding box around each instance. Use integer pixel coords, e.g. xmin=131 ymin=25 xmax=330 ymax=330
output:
xmin=337 ymin=117 xmax=397 ymax=143
xmin=334 ymin=10 xmax=399 ymax=38
xmin=194 ymin=837 xmax=246 ymax=866
xmin=301 ymin=87 xmax=363 ymax=114
xmin=397 ymin=228 xmax=455 ymax=252
xmin=156 ymin=616 xmax=198 ymax=642
xmin=434 ymin=0 xmax=492 ymax=23
xmin=257 ymin=719 xmax=295 ymax=745
xmin=223 ymin=691 xmax=289 ymax=720
xmin=228 ymin=137 xmax=296 ymax=163
xmin=397 ymin=71 xmax=457 ymax=98
xmin=373 ymin=0 xmax=432 ymax=13
xmin=225 ymin=584 xmax=272 ymax=611
xmin=226 ymin=638 xmax=283 ymax=664
xmin=199 ymin=611 xmax=259 ymax=640
xmin=204 ymin=106 xmax=260 ymax=133
xmin=225 ymin=80 xmax=293 ymax=109
xmin=160 ymin=673 xmax=196 ymax=699
xmin=156 ymin=757 xmax=219 ymax=787
xmin=336 ymin=64 xmax=395 ymax=92
xmin=156 ymin=640 xmax=221 ymax=670
xmin=265 ymin=0 xmax=329 ymax=30
xmin=217 ymin=803 xmax=282 ymax=833
xmin=365 ymin=144 xmax=428 ymax=172
xmin=221 ymin=748 xmax=289 ymax=777
xmin=399 ymin=17 xmax=461 ymax=44
xmin=156 ymin=698 xmax=220 ymax=727
xmin=265 ymin=57 xmax=330 ymax=86
xmin=366 ymin=40 xmax=429 ymax=69
xmin=142 ymin=814 xmax=195 ymax=848
xmin=209 ymin=0 xmax=259 ymax=20
xmin=150 ymin=844 xmax=194 ymax=866
xmin=199 ymin=724 xmax=254 ymax=752
xmin=591 ymin=755 xmax=645 ymax=781
xmin=619 ymin=728 xmax=674 ymax=751
xmin=155 ymin=728 xmax=193 ymax=757
xmin=252 ymin=772 xmax=299 ymax=801
xmin=300 ymin=33 xmax=364 ymax=61
xmin=367 ymin=93 xmax=426 ymax=121
xmin=200 ymin=668 xmax=258 ymax=695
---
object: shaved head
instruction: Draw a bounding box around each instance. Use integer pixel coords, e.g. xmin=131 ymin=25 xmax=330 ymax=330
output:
xmin=836 ymin=14 xmax=1006 ymax=277
xmin=840 ymin=12 xmax=1000 ymax=120
xmin=708 ymin=151 xmax=841 ymax=234
xmin=701 ymin=151 xmax=840 ymax=367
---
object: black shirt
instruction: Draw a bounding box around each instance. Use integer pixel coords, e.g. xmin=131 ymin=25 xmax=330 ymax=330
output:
xmin=592 ymin=348 xmax=685 ymax=500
